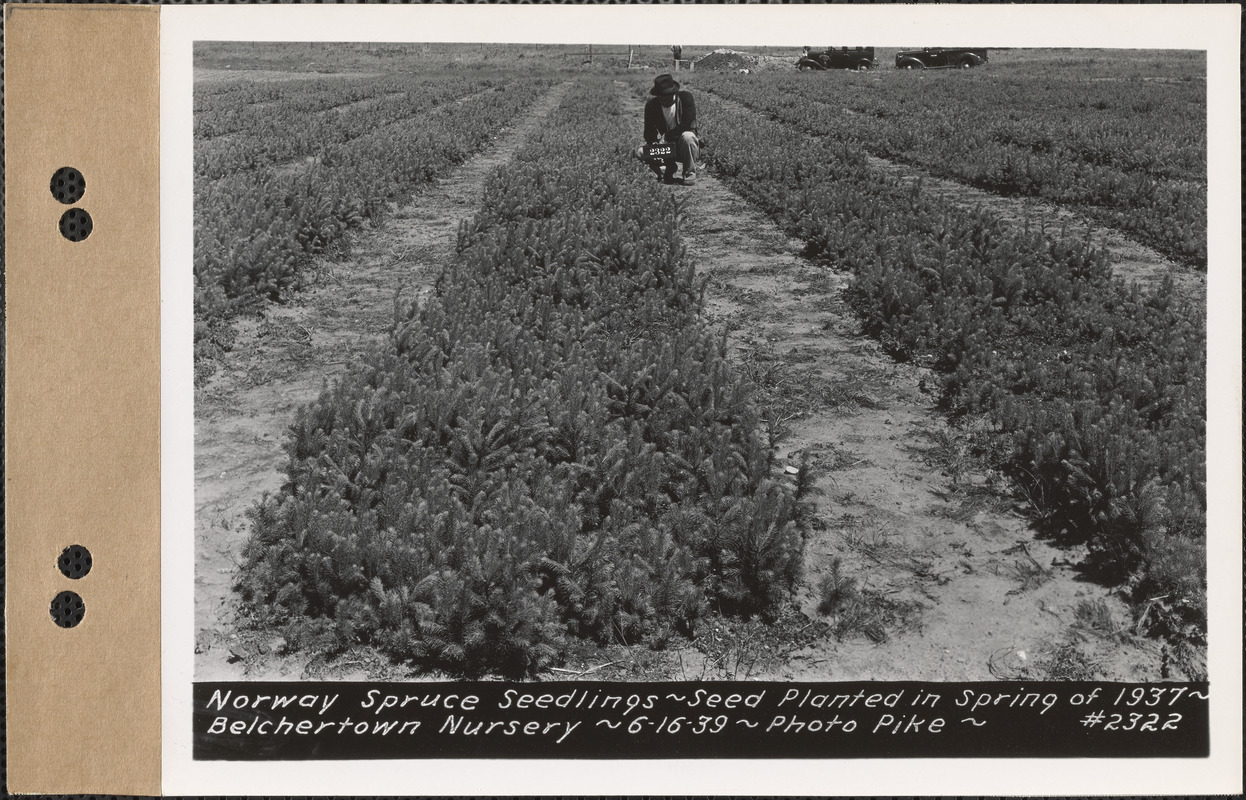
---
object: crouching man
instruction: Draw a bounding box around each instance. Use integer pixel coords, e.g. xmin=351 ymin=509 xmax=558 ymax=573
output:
xmin=637 ymin=73 xmax=700 ymax=185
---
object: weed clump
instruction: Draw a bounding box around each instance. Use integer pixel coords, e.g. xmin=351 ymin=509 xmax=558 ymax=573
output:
xmin=1033 ymin=643 xmax=1101 ymax=681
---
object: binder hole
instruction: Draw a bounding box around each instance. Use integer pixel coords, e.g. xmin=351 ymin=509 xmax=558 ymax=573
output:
xmin=58 ymin=545 xmax=93 ymax=579
xmin=59 ymin=208 xmax=93 ymax=242
xmin=50 ymin=167 xmax=86 ymax=204
xmin=50 ymin=591 xmax=86 ymax=628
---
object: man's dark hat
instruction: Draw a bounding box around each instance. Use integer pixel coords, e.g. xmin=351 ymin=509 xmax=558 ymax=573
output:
xmin=651 ymin=73 xmax=680 ymax=96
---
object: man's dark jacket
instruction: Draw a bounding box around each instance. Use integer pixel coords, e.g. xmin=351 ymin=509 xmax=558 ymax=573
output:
xmin=644 ymin=91 xmax=697 ymax=144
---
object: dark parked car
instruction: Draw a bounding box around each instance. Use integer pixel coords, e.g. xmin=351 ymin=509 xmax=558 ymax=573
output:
xmin=797 ymin=46 xmax=876 ymax=71
xmin=895 ymin=48 xmax=989 ymax=70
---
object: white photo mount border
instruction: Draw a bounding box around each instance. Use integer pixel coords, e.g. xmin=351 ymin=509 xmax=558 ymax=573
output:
xmin=163 ymin=4 xmax=1241 ymax=796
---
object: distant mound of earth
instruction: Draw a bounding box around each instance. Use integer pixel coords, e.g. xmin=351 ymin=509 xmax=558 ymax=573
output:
xmin=694 ymin=49 xmax=796 ymax=72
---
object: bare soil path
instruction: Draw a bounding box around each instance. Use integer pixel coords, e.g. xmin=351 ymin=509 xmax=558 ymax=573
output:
xmin=193 ymin=82 xmax=571 ymax=680
xmin=672 ymin=168 xmax=1166 ymax=681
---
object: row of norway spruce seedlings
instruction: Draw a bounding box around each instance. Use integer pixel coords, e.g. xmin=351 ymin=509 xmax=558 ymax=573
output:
xmin=234 ymin=78 xmax=804 ymax=679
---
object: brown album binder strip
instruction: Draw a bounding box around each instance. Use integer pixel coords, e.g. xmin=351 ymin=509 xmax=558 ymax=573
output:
xmin=4 ymin=4 xmax=161 ymax=794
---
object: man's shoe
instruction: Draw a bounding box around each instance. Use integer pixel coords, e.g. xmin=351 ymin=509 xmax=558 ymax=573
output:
xmin=682 ymin=172 xmax=697 ymax=186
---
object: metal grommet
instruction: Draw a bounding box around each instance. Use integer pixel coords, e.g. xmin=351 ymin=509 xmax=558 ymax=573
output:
xmin=50 ymin=591 xmax=86 ymax=628
xmin=50 ymin=166 xmax=87 ymax=204
xmin=59 ymin=208 xmax=93 ymax=242
xmin=58 ymin=544 xmax=93 ymax=579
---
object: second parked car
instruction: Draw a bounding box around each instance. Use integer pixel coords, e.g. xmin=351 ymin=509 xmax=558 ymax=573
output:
xmin=895 ymin=48 xmax=989 ymax=70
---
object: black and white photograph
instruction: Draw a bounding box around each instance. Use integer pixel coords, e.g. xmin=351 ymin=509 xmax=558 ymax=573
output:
xmin=193 ymin=38 xmax=1209 ymax=683
xmin=164 ymin=4 xmax=1238 ymax=790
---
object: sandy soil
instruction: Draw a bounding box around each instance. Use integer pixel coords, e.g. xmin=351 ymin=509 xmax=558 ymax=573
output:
xmin=194 ymin=82 xmax=571 ymax=680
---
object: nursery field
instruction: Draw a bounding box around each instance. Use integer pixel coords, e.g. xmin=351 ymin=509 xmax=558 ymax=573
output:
xmin=194 ymin=48 xmax=1207 ymax=683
